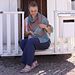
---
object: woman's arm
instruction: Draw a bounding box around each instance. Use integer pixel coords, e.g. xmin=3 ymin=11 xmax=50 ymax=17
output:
xmin=39 ymin=15 xmax=53 ymax=34
xmin=24 ymin=19 xmax=33 ymax=36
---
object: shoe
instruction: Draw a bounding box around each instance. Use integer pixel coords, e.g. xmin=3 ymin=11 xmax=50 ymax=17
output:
xmin=31 ymin=60 xmax=39 ymax=70
xmin=20 ymin=65 xmax=32 ymax=73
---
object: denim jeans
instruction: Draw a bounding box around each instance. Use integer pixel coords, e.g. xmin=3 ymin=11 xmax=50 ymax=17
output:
xmin=20 ymin=38 xmax=51 ymax=66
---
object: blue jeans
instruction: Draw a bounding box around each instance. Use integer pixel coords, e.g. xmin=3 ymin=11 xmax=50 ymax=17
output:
xmin=20 ymin=38 xmax=50 ymax=66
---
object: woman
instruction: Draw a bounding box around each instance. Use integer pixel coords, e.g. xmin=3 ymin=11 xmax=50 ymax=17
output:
xmin=20 ymin=1 xmax=52 ymax=73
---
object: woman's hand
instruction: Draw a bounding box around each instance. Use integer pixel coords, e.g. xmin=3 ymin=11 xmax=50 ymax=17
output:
xmin=28 ymin=31 xmax=34 ymax=35
xmin=39 ymin=24 xmax=47 ymax=29
xmin=25 ymin=31 xmax=34 ymax=36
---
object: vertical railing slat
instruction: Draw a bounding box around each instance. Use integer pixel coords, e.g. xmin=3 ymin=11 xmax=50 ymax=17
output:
xmin=0 ymin=14 xmax=3 ymax=54
xmin=22 ymin=13 xmax=24 ymax=40
xmin=7 ymin=14 xmax=11 ymax=54
xmin=0 ymin=12 xmax=24 ymax=56
xmin=14 ymin=14 xmax=18 ymax=54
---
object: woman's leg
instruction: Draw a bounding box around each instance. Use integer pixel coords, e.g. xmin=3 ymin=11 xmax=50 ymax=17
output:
xmin=20 ymin=38 xmax=28 ymax=65
xmin=22 ymin=38 xmax=50 ymax=66
xmin=35 ymin=39 xmax=51 ymax=50
xmin=20 ymin=38 xmax=28 ymax=51
xmin=30 ymin=39 xmax=51 ymax=70
xmin=20 ymin=38 xmax=50 ymax=72
xmin=22 ymin=38 xmax=37 ymax=66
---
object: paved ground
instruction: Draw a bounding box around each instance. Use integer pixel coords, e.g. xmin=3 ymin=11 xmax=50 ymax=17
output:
xmin=0 ymin=54 xmax=75 ymax=75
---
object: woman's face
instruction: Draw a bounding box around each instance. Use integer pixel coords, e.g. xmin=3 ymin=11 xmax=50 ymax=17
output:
xmin=29 ymin=6 xmax=38 ymax=18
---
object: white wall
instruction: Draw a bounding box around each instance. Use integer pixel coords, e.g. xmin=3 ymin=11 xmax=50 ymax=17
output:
xmin=0 ymin=0 xmax=9 ymax=11
xmin=47 ymin=0 xmax=72 ymax=25
xmin=47 ymin=0 xmax=72 ymax=44
xmin=47 ymin=0 xmax=55 ymax=44
xmin=10 ymin=0 xmax=17 ymax=11
xmin=0 ymin=0 xmax=10 ymax=44
xmin=56 ymin=0 xmax=71 ymax=11
xmin=0 ymin=0 xmax=17 ymax=44
xmin=9 ymin=0 xmax=17 ymax=44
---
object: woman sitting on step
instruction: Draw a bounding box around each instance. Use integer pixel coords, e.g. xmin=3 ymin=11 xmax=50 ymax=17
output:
xmin=20 ymin=1 xmax=53 ymax=73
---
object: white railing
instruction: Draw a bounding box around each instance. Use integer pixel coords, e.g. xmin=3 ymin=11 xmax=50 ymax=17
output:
xmin=0 ymin=12 xmax=24 ymax=55
xmin=0 ymin=11 xmax=74 ymax=56
xmin=54 ymin=11 xmax=75 ymax=53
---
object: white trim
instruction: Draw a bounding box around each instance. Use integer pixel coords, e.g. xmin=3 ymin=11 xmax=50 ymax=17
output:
xmin=14 ymin=14 xmax=18 ymax=54
xmin=7 ymin=14 xmax=11 ymax=54
xmin=2 ymin=12 xmax=24 ymax=14
xmin=0 ymin=14 xmax=3 ymax=54
xmin=22 ymin=13 xmax=24 ymax=40
xmin=0 ymin=11 xmax=25 ymax=56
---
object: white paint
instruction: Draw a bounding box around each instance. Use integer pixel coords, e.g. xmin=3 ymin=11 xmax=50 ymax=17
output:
xmin=10 ymin=0 xmax=17 ymax=11
xmin=55 ymin=12 xmax=75 ymax=53
xmin=0 ymin=0 xmax=9 ymax=44
xmin=7 ymin=14 xmax=11 ymax=54
xmin=47 ymin=0 xmax=72 ymax=44
xmin=0 ymin=0 xmax=17 ymax=44
xmin=62 ymin=19 xmax=74 ymax=38
xmin=9 ymin=0 xmax=17 ymax=44
xmin=0 ymin=0 xmax=9 ymax=11
xmin=0 ymin=14 xmax=3 ymax=54
xmin=14 ymin=14 xmax=18 ymax=54
xmin=22 ymin=13 xmax=25 ymax=40
xmin=47 ymin=0 xmax=55 ymax=44
xmin=56 ymin=0 xmax=71 ymax=11
xmin=47 ymin=0 xmax=73 ymax=54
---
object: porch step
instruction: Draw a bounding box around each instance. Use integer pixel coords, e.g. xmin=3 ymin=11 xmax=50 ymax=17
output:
xmin=0 ymin=44 xmax=72 ymax=56
xmin=1 ymin=44 xmax=54 ymax=56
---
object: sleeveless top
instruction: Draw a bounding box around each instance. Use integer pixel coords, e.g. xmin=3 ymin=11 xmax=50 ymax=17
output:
xmin=25 ymin=13 xmax=50 ymax=43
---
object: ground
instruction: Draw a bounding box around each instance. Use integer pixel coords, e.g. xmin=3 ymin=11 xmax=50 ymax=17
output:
xmin=0 ymin=54 xmax=75 ymax=75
